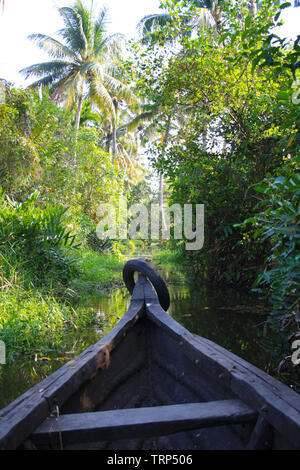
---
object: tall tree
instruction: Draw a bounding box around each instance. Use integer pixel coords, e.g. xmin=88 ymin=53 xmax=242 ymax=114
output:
xmin=137 ymin=0 xmax=217 ymax=39
xmin=20 ymin=1 xmax=137 ymax=161
xmin=136 ymin=1 xmax=215 ymax=231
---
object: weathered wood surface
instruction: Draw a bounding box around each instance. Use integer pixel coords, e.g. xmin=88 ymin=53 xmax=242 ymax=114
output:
xmin=0 ymin=273 xmax=300 ymax=450
xmin=143 ymin=278 xmax=300 ymax=449
xmin=246 ymin=416 xmax=273 ymax=450
xmin=0 ymin=284 xmax=145 ymax=450
xmin=32 ymin=399 xmax=257 ymax=446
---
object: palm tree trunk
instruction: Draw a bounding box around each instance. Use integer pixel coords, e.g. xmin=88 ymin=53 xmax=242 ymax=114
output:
xmin=73 ymin=91 xmax=83 ymax=168
xmin=159 ymin=115 xmax=172 ymax=232
xmin=75 ymin=92 xmax=83 ymax=132
xmin=112 ymin=98 xmax=119 ymax=164
xmin=212 ymin=4 xmax=222 ymax=32
xmin=248 ymin=0 xmax=257 ymax=16
xmin=159 ymin=172 xmax=166 ymax=231
xmin=202 ymin=123 xmax=208 ymax=151
xmin=112 ymin=124 xmax=117 ymax=163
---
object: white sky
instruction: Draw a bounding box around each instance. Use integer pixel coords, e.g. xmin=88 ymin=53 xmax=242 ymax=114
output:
xmin=0 ymin=0 xmax=162 ymax=86
xmin=0 ymin=0 xmax=299 ymax=87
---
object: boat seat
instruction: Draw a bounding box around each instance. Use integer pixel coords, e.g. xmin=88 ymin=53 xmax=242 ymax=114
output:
xmin=31 ymin=398 xmax=257 ymax=447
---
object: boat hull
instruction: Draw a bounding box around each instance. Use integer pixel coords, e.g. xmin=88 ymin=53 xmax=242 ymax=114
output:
xmin=0 ymin=272 xmax=299 ymax=450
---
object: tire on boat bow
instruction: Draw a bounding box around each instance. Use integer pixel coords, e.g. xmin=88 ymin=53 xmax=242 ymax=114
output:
xmin=123 ymin=259 xmax=170 ymax=311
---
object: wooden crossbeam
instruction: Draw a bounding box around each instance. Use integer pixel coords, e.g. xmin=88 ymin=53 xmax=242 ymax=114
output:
xmin=32 ymin=399 xmax=257 ymax=446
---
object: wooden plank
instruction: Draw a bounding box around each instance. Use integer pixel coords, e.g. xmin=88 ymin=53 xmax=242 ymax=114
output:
xmin=152 ymin=381 xmax=247 ymax=450
xmin=246 ymin=416 xmax=273 ymax=450
xmin=0 ymin=283 xmax=145 ymax=450
xmin=61 ymin=322 xmax=148 ymax=414
xmin=144 ymin=282 xmax=300 ymax=449
xmin=0 ymin=391 xmax=49 ymax=451
xmin=32 ymin=399 xmax=257 ymax=446
xmin=150 ymin=324 xmax=235 ymax=403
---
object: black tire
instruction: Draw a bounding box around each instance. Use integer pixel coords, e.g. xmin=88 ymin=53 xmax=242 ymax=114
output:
xmin=123 ymin=259 xmax=170 ymax=311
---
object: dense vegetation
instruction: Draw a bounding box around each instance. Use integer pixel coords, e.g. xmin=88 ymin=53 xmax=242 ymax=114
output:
xmin=0 ymin=0 xmax=299 ymax=384
xmin=129 ymin=0 xmax=300 ymax=373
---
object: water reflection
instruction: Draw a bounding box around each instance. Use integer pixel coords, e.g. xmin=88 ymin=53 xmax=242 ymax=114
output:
xmin=0 ymin=288 xmax=132 ymax=409
xmin=168 ymin=283 xmax=272 ymax=372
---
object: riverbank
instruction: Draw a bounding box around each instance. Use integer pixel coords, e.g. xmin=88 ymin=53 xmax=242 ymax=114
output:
xmin=0 ymin=243 xmax=184 ymax=364
xmin=0 ymin=248 xmax=124 ymax=362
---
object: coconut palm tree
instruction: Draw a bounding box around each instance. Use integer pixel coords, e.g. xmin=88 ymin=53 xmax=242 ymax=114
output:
xmin=120 ymin=103 xmax=188 ymax=231
xmin=137 ymin=0 xmax=217 ymax=40
xmin=136 ymin=1 xmax=224 ymax=228
xmin=20 ymin=1 xmax=137 ymax=161
xmin=138 ymin=0 xmax=264 ymax=37
xmin=98 ymin=107 xmax=145 ymax=181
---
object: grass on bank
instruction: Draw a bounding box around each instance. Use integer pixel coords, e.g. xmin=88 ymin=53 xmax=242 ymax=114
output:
xmin=0 ymin=193 xmax=182 ymax=362
xmin=71 ymin=249 xmax=123 ymax=292
xmin=0 ymin=246 xmax=125 ymax=361
xmin=0 ymin=248 xmax=124 ymax=361
xmin=0 ymin=286 xmax=96 ymax=360
xmin=0 ymin=192 xmax=127 ymax=360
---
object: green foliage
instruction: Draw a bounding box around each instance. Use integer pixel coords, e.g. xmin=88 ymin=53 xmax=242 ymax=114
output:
xmin=86 ymin=231 xmax=113 ymax=253
xmin=0 ymin=81 xmax=128 ymax=359
xmin=0 ymin=3 xmax=141 ymax=366
xmin=0 ymin=287 xmax=97 ymax=360
xmin=248 ymin=164 xmax=300 ymax=338
xmin=71 ymin=249 xmax=123 ymax=292
xmin=130 ymin=0 xmax=299 ymax=290
xmin=0 ymin=86 xmax=125 ymax=219
xmin=165 ymin=148 xmax=269 ymax=285
xmin=0 ymin=190 xmax=124 ymax=359
xmin=0 ymin=191 xmax=79 ymax=286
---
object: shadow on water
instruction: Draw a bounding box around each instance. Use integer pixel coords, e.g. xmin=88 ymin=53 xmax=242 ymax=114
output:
xmin=168 ymin=283 xmax=273 ymax=372
xmin=0 ymin=261 xmax=295 ymax=409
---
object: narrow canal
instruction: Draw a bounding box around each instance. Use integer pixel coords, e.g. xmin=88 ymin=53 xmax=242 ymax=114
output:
xmin=0 ymin=259 xmax=297 ymax=409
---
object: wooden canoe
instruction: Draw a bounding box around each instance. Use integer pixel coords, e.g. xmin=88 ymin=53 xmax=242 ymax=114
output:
xmin=0 ymin=260 xmax=300 ymax=450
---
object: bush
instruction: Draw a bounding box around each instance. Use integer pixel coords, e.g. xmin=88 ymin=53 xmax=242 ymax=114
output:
xmin=86 ymin=230 xmax=113 ymax=253
xmin=246 ymin=162 xmax=300 ymax=366
xmin=246 ymin=162 xmax=300 ymax=372
xmin=0 ymin=191 xmax=80 ymax=286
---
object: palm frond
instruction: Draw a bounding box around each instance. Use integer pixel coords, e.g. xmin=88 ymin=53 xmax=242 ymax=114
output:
xmin=80 ymin=60 xmax=104 ymax=81
xmin=94 ymin=33 xmax=125 ymax=59
xmin=124 ymin=110 xmax=157 ymax=132
xmin=58 ymin=6 xmax=88 ymax=56
xmin=51 ymin=71 xmax=81 ymax=107
xmin=20 ymin=61 xmax=73 ymax=80
xmin=27 ymin=34 xmax=79 ymax=61
xmin=75 ymin=0 xmax=93 ymax=46
xmin=25 ymin=73 xmax=65 ymax=90
xmin=137 ymin=13 xmax=172 ymax=37
xmin=191 ymin=8 xmax=216 ymax=30
xmin=93 ymin=6 xmax=109 ymax=43
xmin=137 ymin=7 xmax=216 ymax=42
xmin=102 ymin=73 xmax=138 ymax=108
xmin=88 ymin=76 xmax=115 ymax=119
xmin=143 ymin=121 xmax=161 ymax=140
